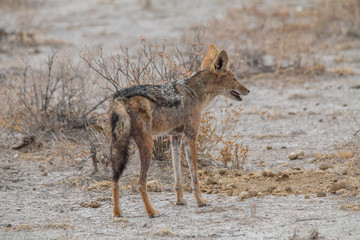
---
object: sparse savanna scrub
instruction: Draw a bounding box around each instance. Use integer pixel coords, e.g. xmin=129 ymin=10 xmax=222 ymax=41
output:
xmin=1 ymin=0 xmax=360 ymax=238
xmin=0 ymin=27 xmax=249 ymax=170
xmin=0 ymin=0 xmax=358 ymax=184
xmin=2 ymin=0 xmax=359 ymax=171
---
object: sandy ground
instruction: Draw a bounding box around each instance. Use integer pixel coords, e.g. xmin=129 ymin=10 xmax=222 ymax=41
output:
xmin=1 ymin=152 xmax=359 ymax=240
xmin=1 ymin=0 xmax=360 ymax=239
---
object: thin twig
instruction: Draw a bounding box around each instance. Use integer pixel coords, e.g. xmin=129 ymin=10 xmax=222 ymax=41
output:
xmin=84 ymin=96 xmax=110 ymax=118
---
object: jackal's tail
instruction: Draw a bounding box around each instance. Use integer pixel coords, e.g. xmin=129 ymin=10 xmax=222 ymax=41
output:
xmin=109 ymin=99 xmax=131 ymax=183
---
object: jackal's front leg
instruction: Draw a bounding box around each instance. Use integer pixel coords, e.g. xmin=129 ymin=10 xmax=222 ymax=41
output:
xmin=184 ymin=137 xmax=210 ymax=207
xmin=171 ymin=136 xmax=187 ymax=205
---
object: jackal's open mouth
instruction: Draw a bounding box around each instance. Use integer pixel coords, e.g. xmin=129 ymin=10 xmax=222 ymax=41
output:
xmin=230 ymin=90 xmax=242 ymax=101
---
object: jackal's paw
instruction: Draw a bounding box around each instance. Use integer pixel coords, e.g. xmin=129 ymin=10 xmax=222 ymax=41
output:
xmin=113 ymin=209 xmax=124 ymax=218
xmin=176 ymin=197 xmax=187 ymax=205
xmin=197 ymin=198 xmax=210 ymax=207
xmin=148 ymin=209 xmax=160 ymax=218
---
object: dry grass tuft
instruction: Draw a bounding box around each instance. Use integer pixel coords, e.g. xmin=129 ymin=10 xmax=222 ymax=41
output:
xmin=313 ymin=140 xmax=360 ymax=177
xmin=79 ymin=200 xmax=101 ymax=208
xmin=83 ymin=180 xmax=112 ymax=191
xmin=4 ymin=222 xmax=70 ymax=232
xmin=340 ymin=203 xmax=360 ymax=211
xmin=148 ymin=228 xmax=178 ymax=237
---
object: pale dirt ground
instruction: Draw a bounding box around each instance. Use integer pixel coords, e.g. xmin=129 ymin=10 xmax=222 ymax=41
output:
xmin=1 ymin=0 xmax=360 ymax=239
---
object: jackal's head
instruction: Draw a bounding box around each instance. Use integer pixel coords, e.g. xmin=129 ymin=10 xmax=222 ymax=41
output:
xmin=201 ymin=44 xmax=249 ymax=101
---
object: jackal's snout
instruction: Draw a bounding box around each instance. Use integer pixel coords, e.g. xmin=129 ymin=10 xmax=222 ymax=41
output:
xmin=231 ymin=80 xmax=249 ymax=101
xmin=230 ymin=87 xmax=249 ymax=101
xmin=236 ymin=79 xmax=249 ymax=96
xmin=242 ymin=88 xmax=250 ymax=96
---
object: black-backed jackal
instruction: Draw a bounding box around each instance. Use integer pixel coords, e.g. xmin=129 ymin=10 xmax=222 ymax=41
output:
xmin=109 ymin=44 xmax=249 ymax=218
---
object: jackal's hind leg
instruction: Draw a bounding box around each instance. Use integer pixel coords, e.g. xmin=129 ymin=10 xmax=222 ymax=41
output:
xmin=112 ymin=182 xmax=123 ymax=217
xmin=184 ymin=137 xmax=210 ymax=207
xmin=110 ymin=144 xmax=129 ymax=218
xmin=135 ymin=133 xmax=160 ymax=218
xmin=171 ymin=136 xmax=187 ymax=205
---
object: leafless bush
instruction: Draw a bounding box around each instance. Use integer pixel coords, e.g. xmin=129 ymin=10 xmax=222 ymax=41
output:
xmin=52 ymin=127 xmax=110 ymax=173
xmin=81 ymin=29 xmax=205 ymax=93
xmin=0 ymin=49 xmax=107 ymax=135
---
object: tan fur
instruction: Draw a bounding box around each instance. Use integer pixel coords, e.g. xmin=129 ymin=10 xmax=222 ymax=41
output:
xmin=112 ymin=99 xmax=131 ymax=142
xmin=201 ymin=44 xmax=219 ymax=70
xmin=112 ymin=182 xmax=122 ymax=217
xmin=109 ymin=45 xmax=249 ymax=218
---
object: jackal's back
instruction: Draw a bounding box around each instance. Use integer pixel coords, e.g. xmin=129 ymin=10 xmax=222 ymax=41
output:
xmin=113 ymin=83 xmax=182 ymax=108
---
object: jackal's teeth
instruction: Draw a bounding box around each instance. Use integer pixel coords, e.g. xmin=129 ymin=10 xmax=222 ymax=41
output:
xmin=230 ymin=90 xmax=242 ymax=100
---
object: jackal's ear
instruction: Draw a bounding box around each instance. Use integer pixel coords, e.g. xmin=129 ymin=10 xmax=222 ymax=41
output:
xmin=201 ymin=44 xmax=219 ymax=70
xmin=211 ymin=50 xmax=229 ymax=74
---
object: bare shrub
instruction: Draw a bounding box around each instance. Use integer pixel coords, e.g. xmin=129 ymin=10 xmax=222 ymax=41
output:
xmin=197 ymin=105 xmax=248 ymax=169
xmin=0 ymin=49 xmax=107 ymax=135
xmin=81 ymin=31 xmax=205 ymax=93
xmin=52 ymin=127 xmax=109 ymax=173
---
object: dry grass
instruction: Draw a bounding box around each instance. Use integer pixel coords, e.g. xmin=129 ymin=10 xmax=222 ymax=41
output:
xmin=148 ymin=228 xmax=178 ymax=237
xmin=313 ymin=139 xmax=360 ymax=177
xmin=314 ymin=0 xmax=360 ymax=38
xmin=83 ymin=180 xmax=112 ymax=191
xmin=4 ymin=222 xmax=70 ymax=232
xmin=203 ymin=0 xmax=360 ymax=80
xmin=328 ymin=66 xmax=355 ymax=76
xmin=0 ymin=0 xmax=69 ymax=52
xmin=340 ymin=203 xmax=360 ymax=212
